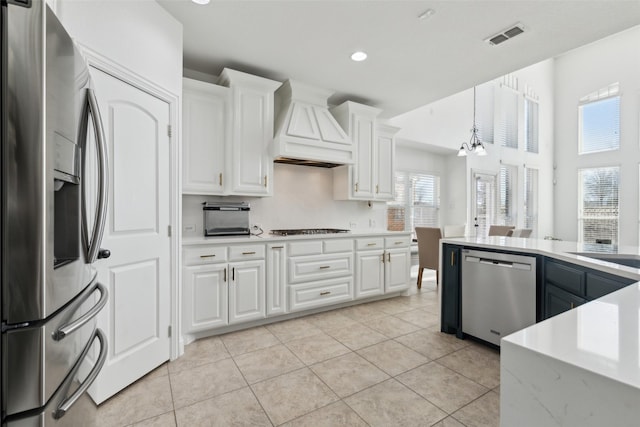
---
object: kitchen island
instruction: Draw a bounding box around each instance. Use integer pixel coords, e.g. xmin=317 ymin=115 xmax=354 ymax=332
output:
xmin=439 ymin=237 xmax=640 ymax=426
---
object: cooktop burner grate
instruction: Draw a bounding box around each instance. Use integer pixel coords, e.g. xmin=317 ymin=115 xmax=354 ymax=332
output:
xmin=269 ymin=228 xmax=350 ymax=236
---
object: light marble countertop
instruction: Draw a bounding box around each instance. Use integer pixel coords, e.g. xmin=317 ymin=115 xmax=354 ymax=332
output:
xmin=182 ymin=230 xmax=412 ymax=246
xmin=448 ymin=237 xmax=640 ymax=425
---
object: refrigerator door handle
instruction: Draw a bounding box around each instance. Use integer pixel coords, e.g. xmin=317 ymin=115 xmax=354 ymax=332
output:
xmin=53 ymin=282 xmax=108 ymax=341
xmin=80 ymin=87 xmax=109 ymax=263
xmin=53 ymin=328 xmax=108 ymax=420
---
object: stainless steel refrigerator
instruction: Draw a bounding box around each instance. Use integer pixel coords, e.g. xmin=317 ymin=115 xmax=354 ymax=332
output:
xmin=2 ymin=0 xmax=110 ymax=425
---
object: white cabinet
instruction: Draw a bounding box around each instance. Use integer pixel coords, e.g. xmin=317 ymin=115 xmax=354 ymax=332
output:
xmin=183 ymin=264 xmax=228 ymax=332
xmin=354 ymin=236 xmax=410 ymax=300
xmin=266 ymin=243 xmax=286 ymax=317
xmin=229 ymin=260 xmax=265 ymax=323
xmin=331 ymin=102 xmax=399 ymax=201
xmin=182 ymin=78 xmax=229 ymax=195
xmin=218 ymin=68 xmax=282 ymax=196
xmin=182 ymin=244 xmax=265 ymax=333
xmin=286 ymin=238 xmax=354 ymax=312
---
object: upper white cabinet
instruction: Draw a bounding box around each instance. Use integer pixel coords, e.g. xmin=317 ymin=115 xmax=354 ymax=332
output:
xmin=218 ymin=69 xmax=282 ymax=196
xmin=182 ymin=78 xmax=229 ymax=195
xmin=331 ymin=102 xmax=398 ymax=201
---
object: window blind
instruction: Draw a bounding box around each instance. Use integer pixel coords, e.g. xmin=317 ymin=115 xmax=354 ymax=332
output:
xmin=524 ymin=167 xmax=538 ymax=232
xmin=578 ymin=83 xmax=620 ymax=155
xmin=498 ymin=164 xmax=517 ymax=226
xmin=578 ymin=167 xmax=619 ymax=244
xmin=387 ymin=172 xmax=440 ymax=235
xmin=473 ymin=173 xmax=497 ymax=238
xmin=476 ymin=83 xmax=495 ymax=144
xmin=525 ymin=98 xmax=539 ymax=153
xmin=497 ymin=87 xmax=518 ymax=149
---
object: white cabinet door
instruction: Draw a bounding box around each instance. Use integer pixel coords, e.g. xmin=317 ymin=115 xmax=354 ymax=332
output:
xmin=229 ymin=260 xmax=266 ymax=324
xmin=266 ymin=243 xmax=287 ymax=316
xmin=183 ymin=264 xmax=228 ymax=332
xmin=182 ymin=78 xmax=229 ymax=195
xmin=352 ymin=113 xmax=375 ymax=199
xmin=356 ymin=250 xmax=385 ymax=299
xmin=385 ymin=248 xmax=411 ymax=293
xmin=220 ymin=69 xmax=281 ymax=196
xmin=88 ymin=68 xmax=171 ymax=403
xmin=376 ymin=130 xmax=395 ymax=200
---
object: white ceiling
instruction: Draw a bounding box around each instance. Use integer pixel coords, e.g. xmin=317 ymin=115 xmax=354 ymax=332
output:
xmin=157 ymin=0 xmax=640 ymax=118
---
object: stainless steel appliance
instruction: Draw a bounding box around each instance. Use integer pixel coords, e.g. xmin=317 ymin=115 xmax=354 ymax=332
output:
xmin=2 ymin=1 xmax=110 ymax=425
xmin=203 ymin=202 xmax=250 ymax=236
xmin=270 ymin=228 xmax=350 ymax=236
xmin=461 ymin=249 xmax=536 ymax=346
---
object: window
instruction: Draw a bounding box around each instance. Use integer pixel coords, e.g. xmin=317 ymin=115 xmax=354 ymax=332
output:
xmin=579 ymin=83 xmax=620 ymax=154
xmin=497 ymin=164 xmax=517 ymax=226
xmin=578 ymin=167 xmax=619 ymax=244
xmin=497 ymin=87 xmax=519 ymax=149
xmin=387 ymin=172 xmax=440 ymax=237
xmin=525 ymin=98 xmax=539 ymax=153
xmin=524 ymin=167 xmax=538 ymax=233
xmin=476 ymin=83 xmax=495 ymax=144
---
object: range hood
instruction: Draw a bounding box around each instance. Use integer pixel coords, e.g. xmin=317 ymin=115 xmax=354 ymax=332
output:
xmin=273 ymin=80 xmax=354 ymax=167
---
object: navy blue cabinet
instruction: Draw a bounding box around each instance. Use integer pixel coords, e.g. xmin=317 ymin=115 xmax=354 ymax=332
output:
xmin=440 ymin=244 xmax=461 ymax=336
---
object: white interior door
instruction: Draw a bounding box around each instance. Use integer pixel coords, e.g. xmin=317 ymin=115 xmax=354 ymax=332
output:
xmin=472 ymin=172 xmax=497 ymax=238
xmin=88 ymin=67 xmax=171 ymax=404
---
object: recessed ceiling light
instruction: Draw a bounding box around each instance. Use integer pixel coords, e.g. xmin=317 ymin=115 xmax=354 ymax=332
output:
xmin=351 ymin=51 xmax=367 ymax=62
xmin=418 ymin=9 xmax=435 ymax=20
xmin=192 ymin=0 xmax=210 ymax=4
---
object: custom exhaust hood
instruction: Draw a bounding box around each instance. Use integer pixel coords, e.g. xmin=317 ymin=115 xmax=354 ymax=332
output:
xmin=273 ymin=79 xmax=354 ymax=168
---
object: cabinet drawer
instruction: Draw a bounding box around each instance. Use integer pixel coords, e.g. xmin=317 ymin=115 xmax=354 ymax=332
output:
xmin=288 ymin=277 xmax=353 ymax=312
xmin=288 ymin=240 xmax=322 ymax=257
xmin=228 ymin=244 xmax=265 ymax=261
xmin=585 ymin=272 xmax=632 ymax=300
xmin=356 ymin=238 xmax=384 ymax=251
xmin=184 ymin=246 xmax=227 ymax=266
xmin=385 ymin=236 xmax=411 ymax=248
xmin=545 ymin=260 xmax=585 ymax=296
xmin=288 ymin=253 xmax=353 ymax=284
xmin=323 ymin=239 xmax=353 ymax=254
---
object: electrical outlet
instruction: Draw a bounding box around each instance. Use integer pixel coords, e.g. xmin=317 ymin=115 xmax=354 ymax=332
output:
xmin=369 ymin=219 xmax=376 ymax=228
xmin=184 ymin=224 xmax=196 ymax=233
xmin=349 ymin=222 xmax=357 ymax=229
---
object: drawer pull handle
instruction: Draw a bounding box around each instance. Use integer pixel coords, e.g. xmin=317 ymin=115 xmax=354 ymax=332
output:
xmin=200 ymin=254 xmax=216 ymax=259
xmin=367 ymin=243 xmax=377 ymax=247
xmin=320 ymin=291 xmax=331 ymax=296
xmin=395 ymin=241 xmax=403 ymax=245
xmin=388 ymin=253 xmax=391 ymax=262
xmin=319 ymin=265 xmax=330 ymax=269
xmin=570 ymin=302 xmax=575 ymax=309
xmin=242 ymin=251 xmax=256 ymax=255
xmin=272 ymin=246 xmax=284 ymax=249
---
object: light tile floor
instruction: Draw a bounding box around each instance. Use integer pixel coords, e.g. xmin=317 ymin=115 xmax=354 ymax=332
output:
xmin=96 ymin=281 xmax=500 ymax=427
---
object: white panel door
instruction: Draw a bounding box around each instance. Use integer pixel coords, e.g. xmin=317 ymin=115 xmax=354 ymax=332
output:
xmin=266 ymin=244 xmax=286 ymax=316
xmin=355 ymin=251 xmax=384 ymax=299
xmin=385 ymin=249 xmax=411 ymax=293
xmin=89 ymin=67 xmax=171 ymax=404
xmin=376 ymin=133 xmax=395 ymax=200
xmin=229 ymin=260 xmax=265 ymax=324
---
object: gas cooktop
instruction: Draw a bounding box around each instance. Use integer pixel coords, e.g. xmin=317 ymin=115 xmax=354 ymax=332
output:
xmin=269 ymin=228 xmax=350 ymax=236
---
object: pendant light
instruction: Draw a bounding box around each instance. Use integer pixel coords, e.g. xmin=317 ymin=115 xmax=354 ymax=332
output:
xmin=457 ymin=86 xmax=487 ymax=157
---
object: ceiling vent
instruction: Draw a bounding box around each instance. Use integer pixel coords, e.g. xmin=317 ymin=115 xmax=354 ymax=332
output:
xmin=486 ymin=23 xmax=525 ymax=46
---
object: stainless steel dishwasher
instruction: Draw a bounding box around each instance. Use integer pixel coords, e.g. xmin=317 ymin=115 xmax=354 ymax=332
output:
xmin=461 ymin=249 xmax=536 ymax=346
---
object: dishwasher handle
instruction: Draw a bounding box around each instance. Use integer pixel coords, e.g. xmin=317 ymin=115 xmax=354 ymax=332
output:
xmin=465 ymin=255 xmax=532 ymax=271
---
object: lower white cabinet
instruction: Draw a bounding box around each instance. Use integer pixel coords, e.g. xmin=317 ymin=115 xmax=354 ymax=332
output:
xmin=266 ymin=243 xmax=286 ymax=316
xmin=182 ymin=245 xmax=265 ymax=334
xmin=355 ymin=250 xmax=384 ymax=298
xmin=385 ymin=248 xmax=411 ymax=293
xmin=289 ymin=277 xmax=353 ymax=312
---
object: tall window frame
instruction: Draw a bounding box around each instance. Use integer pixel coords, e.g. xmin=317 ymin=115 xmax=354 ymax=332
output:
xmin=578 ymin=83 xmax=620 ymax=155
xmin=578 ymin=166 xmax=619 ymax=244
xmin=524 ymin=97 xmax=539 ymax=153
xmin=524 ymin=167 xmax=538 ymax=233
xmin=387 ymin=171 xmax=440 ymax=238
xmin=497 ymin=164 xmax=517 ymax=226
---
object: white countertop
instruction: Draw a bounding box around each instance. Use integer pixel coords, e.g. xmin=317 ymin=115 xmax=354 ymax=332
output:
xmin=182 ymin=230 xmax=411 ymax=246
xmin=441 ymin=236 xmax=640 ymax=281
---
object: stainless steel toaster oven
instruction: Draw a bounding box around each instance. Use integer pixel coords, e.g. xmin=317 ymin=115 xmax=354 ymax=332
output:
xmin=203 ymin=202 xmax=250 ymax=236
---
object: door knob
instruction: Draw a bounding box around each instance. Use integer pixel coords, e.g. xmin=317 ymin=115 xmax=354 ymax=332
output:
xmin=97 ymin=249 xmax=111 ymax=259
